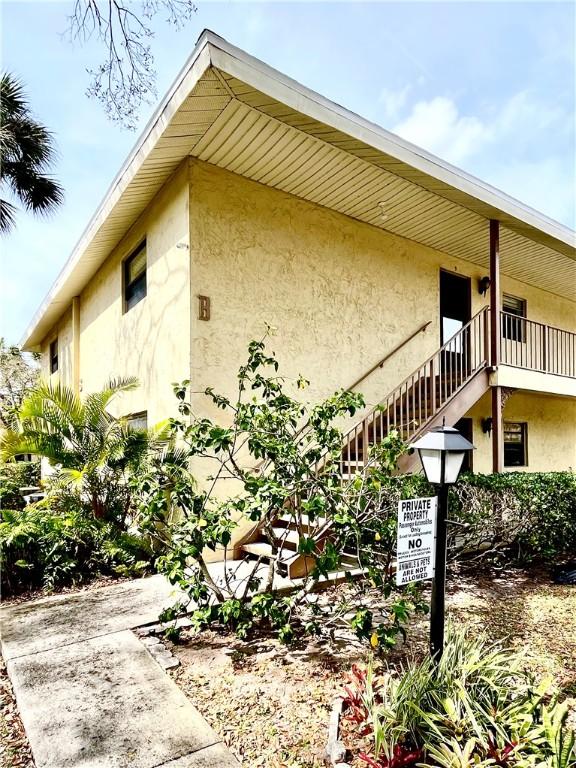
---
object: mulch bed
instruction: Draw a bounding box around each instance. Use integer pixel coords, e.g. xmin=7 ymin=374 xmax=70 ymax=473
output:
xmin=169 ymin=564 xmax=576 ymax=768
xmin=0 ymin=657 xmax=34 ymax=768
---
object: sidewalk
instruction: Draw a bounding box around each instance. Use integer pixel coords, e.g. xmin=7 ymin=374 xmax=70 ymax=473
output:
xmin=0 ymin=575 xmax=239 ymax=768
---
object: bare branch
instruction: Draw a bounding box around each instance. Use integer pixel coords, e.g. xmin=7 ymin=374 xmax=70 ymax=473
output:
xmin=66 ymin=0 xmax=197 ymax=130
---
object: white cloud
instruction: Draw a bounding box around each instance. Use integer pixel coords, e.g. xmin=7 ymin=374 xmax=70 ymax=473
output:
xmin=392 ymin=96 xmax=492 ymax=164
xmin=379 ymin=85 xmax=411 ymax=121
xmin=386 ymin=89 xmax=574 ymax=225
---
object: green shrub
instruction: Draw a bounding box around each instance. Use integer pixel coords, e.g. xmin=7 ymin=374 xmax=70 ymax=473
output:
xmin=0 ymin=461 xmax=40 ymax=510
xmin=343 ymin=625 xmax=575 ymax=767
xmin=375 ymin=470 xmax=576 ymax=563
xmin=0 ymin=503 xmax=152 ymax=595
xmin=462 ymin=471 xmax=576 ymax=561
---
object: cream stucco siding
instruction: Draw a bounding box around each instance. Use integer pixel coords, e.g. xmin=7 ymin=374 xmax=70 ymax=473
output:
xmin=190 ymin=160 xmax=474 ymax=412
xmin=40 ymin=308 xmax=73 ymax=386
xmin=188 ymin=158 xmax=575 ymax=407
xmin=40 ymin=162 xmax=191 ymax=426
xmin=465 ymin=391 xmax=576 ymax=473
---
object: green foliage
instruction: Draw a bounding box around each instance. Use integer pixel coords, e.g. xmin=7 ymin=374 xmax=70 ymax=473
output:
xmin=0 ymin=502 xmax=151 ymax=595
xmin=365 ymin=470 xmax=576 ymax=563
xmin=0 ymin=73 xmax=64 ymax=234
xmin=1 ymin=377 xmax=163 ymax=525
xmin=136 ymin=332 xmax=423 ymax=647
xmin=0 ymin=461 xmax=40 ymax=510
xmin=343 ymin=626 xmax=576 ymax=767
xmin=458 ymin=471 xmax=576 ymax=562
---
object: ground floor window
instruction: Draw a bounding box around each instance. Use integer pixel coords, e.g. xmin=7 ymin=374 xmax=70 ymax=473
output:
xmin=126 ymin=411 xmax=148 ymax=430
xmin=504 ymin=421 xmax=528 ymax=467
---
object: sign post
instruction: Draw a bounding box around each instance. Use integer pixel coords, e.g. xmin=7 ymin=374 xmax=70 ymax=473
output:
xmin=429 ymin=484 xmax=449 ymax=662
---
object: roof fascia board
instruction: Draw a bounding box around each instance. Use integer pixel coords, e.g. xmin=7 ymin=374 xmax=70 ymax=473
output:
xmin=206 ymin=32 xmax=575 ymax=256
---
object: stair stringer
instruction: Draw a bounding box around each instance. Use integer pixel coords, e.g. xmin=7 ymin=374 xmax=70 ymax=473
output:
xmin=399 ymin=367 xmax=490 ymax=473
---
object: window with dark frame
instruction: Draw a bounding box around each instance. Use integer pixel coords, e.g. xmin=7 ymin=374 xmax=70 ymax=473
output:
xmin=124 ymin=241 xmax=147 ymax=312
xmin=49 ymin=339 xmax=58 ymax=374
xmin=504 ymin=422 xmax=528 ymax=467
xmin=502 ymin=294 xmax=526 ymax=342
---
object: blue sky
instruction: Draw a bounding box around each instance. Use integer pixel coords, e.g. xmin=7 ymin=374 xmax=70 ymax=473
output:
xmin=1 ymin=1 xmax=574 ymax=344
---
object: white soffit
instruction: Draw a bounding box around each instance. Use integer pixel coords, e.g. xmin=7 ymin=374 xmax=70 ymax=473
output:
xmin=21 ymin=30 xmax=576 ymax=349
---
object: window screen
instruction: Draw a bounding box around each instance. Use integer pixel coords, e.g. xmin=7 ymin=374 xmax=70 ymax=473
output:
xmin=127 ymin=411 xmax=148 ymax=430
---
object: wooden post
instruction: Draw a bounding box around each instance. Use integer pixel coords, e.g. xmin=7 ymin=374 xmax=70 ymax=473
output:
xmin=489 ymin=221 xmax=503 ymax=472
xmin=491 ymin=386 xmax=503 ymax=473
xmin=72 ymin=297 xmax=81 ymax=394
xmin=489 ymin=220 xmax=501 ymax=368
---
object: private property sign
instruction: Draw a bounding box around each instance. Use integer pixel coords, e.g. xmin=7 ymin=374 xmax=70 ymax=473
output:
xmin=396 ymin=496 xmax=437 ymax=586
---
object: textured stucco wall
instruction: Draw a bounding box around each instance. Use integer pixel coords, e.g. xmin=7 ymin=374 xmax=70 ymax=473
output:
xmin=40 ymin=308 xmax=73 ymax=387
xmin=40 ymin=162 xmax=190 ymax=425
xmin=189 ymin=160 xmax=475 ymax=417
xmin=465 ymin=391 xmax=576 ymax=473
xmin=188 ymin=159 xmax=575 ymax=472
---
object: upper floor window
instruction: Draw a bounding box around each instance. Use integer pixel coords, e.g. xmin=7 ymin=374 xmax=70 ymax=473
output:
xmin=502 ymin=294 xmax=526 ymax=342
xmin=49 ymin=338 xmax=58 ymax=373
xmin=124 ymin=241 xmax=147 ymax=312
xmin=504 ymin=421 xmax=527 ymax=467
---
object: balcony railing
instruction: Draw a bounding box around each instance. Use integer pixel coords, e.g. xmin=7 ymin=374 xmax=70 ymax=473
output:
xmin=501 ymin=311 xmax=576 ymax=378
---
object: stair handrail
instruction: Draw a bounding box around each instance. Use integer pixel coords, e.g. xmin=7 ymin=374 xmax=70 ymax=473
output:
xmin=346 ymin=319 xmax=432 ymax=392
xmin=332 ymin=305 xmax=490 ymax=462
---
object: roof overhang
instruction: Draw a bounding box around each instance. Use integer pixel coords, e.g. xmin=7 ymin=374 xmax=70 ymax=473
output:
xmin=21 ymin=29 xmax=576 ymax=349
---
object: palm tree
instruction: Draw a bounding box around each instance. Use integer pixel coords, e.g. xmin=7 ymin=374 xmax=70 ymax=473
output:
xmin=0 ymin=73 xmax=64 ymax=234
xmin=0 ymin=377 xmax=162 ymax=524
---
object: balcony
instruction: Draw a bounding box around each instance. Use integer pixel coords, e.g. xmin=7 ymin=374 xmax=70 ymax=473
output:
xmin=494 ymin=311 xmax=576 ymax=398
xmin=500 ymin=311 xmax=576 ymax=378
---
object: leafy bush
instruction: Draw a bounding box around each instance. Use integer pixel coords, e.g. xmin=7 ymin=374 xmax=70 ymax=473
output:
xmin=0 ymin=461 xmax=40 ymax=510
xmin=0 ymin=502 xmax=152 ymax=595
xmin=459 ymin=471 xmax=576 ymax=561
xmin=343 ymin=625 xmax=575 ymax=767
xmin=368 ymin=470 xmax=576 ymax=563
xmin=137 ymin=333 xmax=426 ymax=647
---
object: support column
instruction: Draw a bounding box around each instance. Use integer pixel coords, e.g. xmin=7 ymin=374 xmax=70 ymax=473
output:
xmin=489 ymin=220 xmax=503 ymax=472
xmin=72 ymin=296 xmax=80 ymax=394
xmin=489 ymin=220 xmax=501 ymax=368
xmin=491 ymin=386 xmax=503 ymax=473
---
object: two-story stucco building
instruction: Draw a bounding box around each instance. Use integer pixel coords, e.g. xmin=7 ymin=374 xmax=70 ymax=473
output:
xmin=22 ymin=31 xmax=576 ymax=502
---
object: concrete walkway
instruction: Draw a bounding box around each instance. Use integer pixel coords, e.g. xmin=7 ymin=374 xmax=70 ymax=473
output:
xmin=1 ymin=576 xmax=240 ymax=768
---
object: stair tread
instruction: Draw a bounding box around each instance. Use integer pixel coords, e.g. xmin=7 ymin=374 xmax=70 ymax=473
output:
xmin=242 ymin=542 xmax=275 ymax=558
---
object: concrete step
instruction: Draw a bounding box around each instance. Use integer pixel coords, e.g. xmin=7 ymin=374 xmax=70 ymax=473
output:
xmin=242 ymin=542 xmax=275 ymax=559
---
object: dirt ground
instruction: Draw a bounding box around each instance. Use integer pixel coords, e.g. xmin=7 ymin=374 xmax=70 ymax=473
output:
xmin=169 ymin=565 xmax=576 ymax=768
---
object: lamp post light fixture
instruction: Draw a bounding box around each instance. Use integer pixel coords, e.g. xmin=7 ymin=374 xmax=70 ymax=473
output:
xmin=409 ymin=425 xmax=475 ymax=663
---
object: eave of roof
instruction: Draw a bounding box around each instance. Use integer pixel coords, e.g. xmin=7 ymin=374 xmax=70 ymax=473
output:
xmin=21 ymin=29 xmax=576 ymax=350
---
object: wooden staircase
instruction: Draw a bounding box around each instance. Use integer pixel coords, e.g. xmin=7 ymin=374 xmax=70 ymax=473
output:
xmin=240 ymin=307 xmax=491 ymax=578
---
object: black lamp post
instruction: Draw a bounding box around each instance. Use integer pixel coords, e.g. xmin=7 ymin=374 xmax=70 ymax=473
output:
xmin=409 ymin=425 xmax=474 ymax=663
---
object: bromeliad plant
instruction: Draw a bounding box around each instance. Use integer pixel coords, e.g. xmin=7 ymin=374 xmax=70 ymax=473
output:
xmin=341 ymin=626 xmax=576 ymax=768
xmin=135 ymin=332 xmax=425 ymax=646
